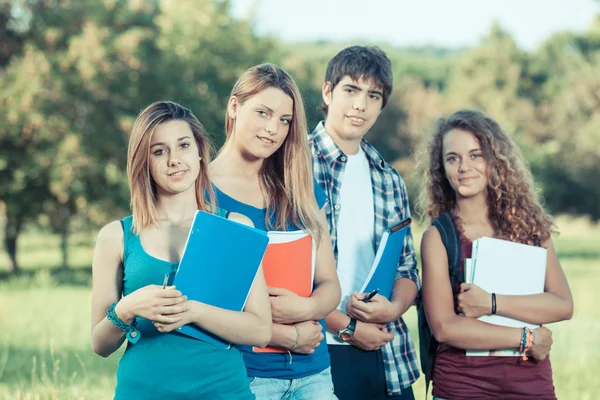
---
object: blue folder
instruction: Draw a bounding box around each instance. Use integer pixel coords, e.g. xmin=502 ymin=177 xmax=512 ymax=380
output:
xmin=173 ymin=210 xmax=269 ymax=349
xmin=359 ymin=218 xmax=412 ymax=299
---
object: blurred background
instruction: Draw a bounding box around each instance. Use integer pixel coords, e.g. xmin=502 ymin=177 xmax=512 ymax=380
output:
xmin=0 ymin=0 xmax=598 ymax=398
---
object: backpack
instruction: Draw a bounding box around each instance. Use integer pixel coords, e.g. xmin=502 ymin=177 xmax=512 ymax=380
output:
xmin=417 ymin=212 xmax=463 ymax=398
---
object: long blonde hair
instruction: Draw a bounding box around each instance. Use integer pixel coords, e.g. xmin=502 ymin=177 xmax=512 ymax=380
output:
xmin=127 ymin=101 xmax=215 ymax=233
xmin=224 ymin=63 xmax=323 ymax=241
xmin=417 ymin=109 xmax=554 ymax=245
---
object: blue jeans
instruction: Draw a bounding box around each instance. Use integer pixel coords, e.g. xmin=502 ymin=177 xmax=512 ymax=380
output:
xmin=249 ymin=367 xmax=337 ymax=400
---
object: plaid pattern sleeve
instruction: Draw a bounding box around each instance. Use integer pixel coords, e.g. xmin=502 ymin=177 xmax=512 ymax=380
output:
xmin=309 ymin=122 xmax=421 ymax=395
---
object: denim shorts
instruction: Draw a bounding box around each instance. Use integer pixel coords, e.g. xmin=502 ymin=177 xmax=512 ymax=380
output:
xmin=249 ymin=366 xmax=337 ymax=400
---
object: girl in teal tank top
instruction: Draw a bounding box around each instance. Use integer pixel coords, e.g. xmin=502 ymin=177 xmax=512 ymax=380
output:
xmin=90 ymin=101 xmax=272 ymax=399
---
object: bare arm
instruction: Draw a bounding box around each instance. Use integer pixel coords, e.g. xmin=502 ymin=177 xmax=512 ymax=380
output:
xmin=269 ymin=209 xmax=341 ymax=324
xmin=495 ymin=239 xmax=573 ymax=324
xmin=155 ymin=213 xmax=272 ymax=347
xmin=422 ymin=226 xmax=525 ymax=350
xmin=91 ymin=222 xmax=189 ymax=357
xmin=457 ymin=239 xmax=573 ymax=325
xmin=268 ymin=321 xmax=324 ymax=354
xmin=304 ymin=208 xmax=342 ymax=320
xmin=90 ymin=221 xmax=128 ymax=357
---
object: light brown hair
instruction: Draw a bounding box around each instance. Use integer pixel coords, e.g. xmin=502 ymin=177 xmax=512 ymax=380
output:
xmin=224 ymin=63 xmax=324 ymax=241
xmin=128 ymin=101 xmax=215 ymax=233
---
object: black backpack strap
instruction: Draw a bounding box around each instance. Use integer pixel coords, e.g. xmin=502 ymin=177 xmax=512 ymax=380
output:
xmin=432 ymin=213 xmax=463 ymax=284
xmin=419 ymin=212 xmax=463 ymax=398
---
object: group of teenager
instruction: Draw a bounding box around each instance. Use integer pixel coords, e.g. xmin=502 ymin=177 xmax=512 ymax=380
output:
xmin=90 ymin=45 xmax=574 ymax=400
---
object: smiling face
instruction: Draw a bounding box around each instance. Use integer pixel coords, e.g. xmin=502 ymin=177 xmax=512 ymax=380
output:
xmin=227 ymin=87 xmax=294 ymax=161
xmin=322 ymin=75 xmax=383 ymax=144
xmin=149 ymin=120 xmax=201 ymax=196
xmin=442 ymin=128 xmax=489 ymax=199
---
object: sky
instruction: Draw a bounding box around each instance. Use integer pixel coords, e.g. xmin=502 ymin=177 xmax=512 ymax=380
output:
xmin=230 ymin=0 xmax=599 ymax=50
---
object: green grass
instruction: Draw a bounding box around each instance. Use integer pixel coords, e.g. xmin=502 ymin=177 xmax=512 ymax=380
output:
xmin=0 ymin=216 xmax=598 ymax=399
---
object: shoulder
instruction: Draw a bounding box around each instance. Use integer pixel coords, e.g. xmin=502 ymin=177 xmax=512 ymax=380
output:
xmin=422 ymin=225 xmax=443 ymax=246
xmin=97 ymin=220 xmax=124 ymax=244
xmin=362 ymin=140 xmax=407 ymax=184
xmin=94 ymin=220 xmax=125 ymax=261
xmin=387 ymin=165 xmax=407 ymax=189
xmin=227 ymin=212 xmax=255 ymax=228
xmin=421 ymin=225 xmax=448 ymax=267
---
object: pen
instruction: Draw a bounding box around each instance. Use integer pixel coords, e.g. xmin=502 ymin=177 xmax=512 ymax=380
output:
xmin=162 ymin=273 xmax=169 ymax=289
xmin=362 ymin=288 xmax=379 ymax=302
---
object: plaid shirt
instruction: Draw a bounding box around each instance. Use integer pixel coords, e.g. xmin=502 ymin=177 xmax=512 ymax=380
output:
xmin=309 ymin=121 xmax=421 ymax=395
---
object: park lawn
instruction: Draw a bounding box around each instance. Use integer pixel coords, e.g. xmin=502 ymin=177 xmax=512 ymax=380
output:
xmin=0 ymin=216 xmax=598 ymax=399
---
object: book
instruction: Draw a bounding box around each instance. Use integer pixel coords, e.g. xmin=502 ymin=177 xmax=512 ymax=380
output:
xmin=359 ymin=218 xmax=412 ymax=299
xmin=465 ymin=237 xmax=547 ymax=356
xmin=253 ymin=230 xmax=316 ymax=353
xmin=172 ymin=210 xmax=269 ymax=349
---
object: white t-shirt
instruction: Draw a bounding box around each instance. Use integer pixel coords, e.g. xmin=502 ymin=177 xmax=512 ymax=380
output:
xmin=326 ymin=147 xmax=375 ymax=345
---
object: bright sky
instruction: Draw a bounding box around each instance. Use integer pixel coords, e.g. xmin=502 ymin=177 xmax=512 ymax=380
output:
xmin=230 ymin=0 xmax=599 ymax=50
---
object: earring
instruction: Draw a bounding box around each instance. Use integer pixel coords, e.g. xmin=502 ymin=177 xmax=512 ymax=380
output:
xmin=199 ymin=156 xmax=202 ymax=161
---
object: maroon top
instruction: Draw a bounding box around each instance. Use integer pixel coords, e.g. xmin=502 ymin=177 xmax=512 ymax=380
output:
xmin=432 ymin=238 xmax=556 ymax=400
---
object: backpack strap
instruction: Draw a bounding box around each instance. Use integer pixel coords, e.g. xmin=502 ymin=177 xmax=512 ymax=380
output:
xmin=432 ymin=212 xmax=463 ymax=285
xmin=419 ymin=212 xmax=463 ymax=398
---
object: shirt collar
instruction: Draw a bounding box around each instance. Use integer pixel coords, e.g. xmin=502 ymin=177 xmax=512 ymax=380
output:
xmin=311 ymin=120 xmax=387 ymax=171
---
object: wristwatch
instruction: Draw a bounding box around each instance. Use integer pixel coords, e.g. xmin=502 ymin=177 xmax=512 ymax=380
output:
xmin=337 ymin=318 xmax=357 ymax=341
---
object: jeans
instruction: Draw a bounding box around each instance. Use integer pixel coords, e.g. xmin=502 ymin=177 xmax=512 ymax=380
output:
xmin=249 ymin=367 xmax=337 ymax=400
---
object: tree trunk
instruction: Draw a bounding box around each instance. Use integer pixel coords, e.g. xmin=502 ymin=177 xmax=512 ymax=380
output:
xmin=4 ymin=215 xmax=21 ymax=275
xmin=59 ymin=206 xmax=70 ymax=269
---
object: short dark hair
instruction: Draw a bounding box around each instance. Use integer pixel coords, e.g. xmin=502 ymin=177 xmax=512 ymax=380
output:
xmin=322 ymin=46 xmax=393 ymax=114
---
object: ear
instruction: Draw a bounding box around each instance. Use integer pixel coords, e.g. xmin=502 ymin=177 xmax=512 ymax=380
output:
xmin=322 ymin=82 xmax=333 ymax=106
xmin=227 ymin=96 xmax=239 ymax=119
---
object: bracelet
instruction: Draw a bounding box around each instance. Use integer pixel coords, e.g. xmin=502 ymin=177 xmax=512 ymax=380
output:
xmin=519 ymin=327 xmax=534 ymax=361
xmin=491 ymin=293 xmax=497 ymax=315
xmin=107 ymin=303 xmax=141 ymax=344
xmin=519 ymin=327 xmax=527 ymax=352
xmin=290 ymin=324 xmax=301 ymax=351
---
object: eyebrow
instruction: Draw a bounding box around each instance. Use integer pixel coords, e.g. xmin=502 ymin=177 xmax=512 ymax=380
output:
xmin=258 ymin=104 xmax=293 ymax=118
xmin=443 ymin=148 xmax=482 ymax=157
xmin=150 ymin=136 xmax=191 ymax=148
xmin=342 ymin=84 xmax=384 ymax=97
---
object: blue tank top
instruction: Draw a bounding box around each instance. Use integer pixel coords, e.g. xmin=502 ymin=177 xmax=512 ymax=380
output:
xmin=114 ymin=212 xmax=254 ymax=400
xmin=213 ymin=183 xmax=330 ymax=380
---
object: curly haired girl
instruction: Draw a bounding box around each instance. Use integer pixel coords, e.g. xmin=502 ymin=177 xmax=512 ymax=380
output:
xmin=418 ymin=109 xmax=573 ymax=400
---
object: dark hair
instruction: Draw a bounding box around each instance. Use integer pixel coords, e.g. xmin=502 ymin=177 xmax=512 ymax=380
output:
xmin=417 ymin=109 xmax=554 ymax=245
xmin=322 ymin=45 xmax=393 ymax=114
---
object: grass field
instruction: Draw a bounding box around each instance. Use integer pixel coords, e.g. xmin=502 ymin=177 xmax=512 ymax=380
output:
xmin=0 ymin=215 xmax=598 ymax=399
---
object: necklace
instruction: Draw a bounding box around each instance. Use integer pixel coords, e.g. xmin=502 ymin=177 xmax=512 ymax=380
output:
xmin=459 ymin=216 xmax=488 ymax=239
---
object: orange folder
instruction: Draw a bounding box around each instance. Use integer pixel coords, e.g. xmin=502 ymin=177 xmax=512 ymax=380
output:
xmin=253 ymin=231 xmax=315 ymax=353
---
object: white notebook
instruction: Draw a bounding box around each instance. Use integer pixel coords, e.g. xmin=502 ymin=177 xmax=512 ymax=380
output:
xmin=466 ymin=237 xmax=547 ymax=356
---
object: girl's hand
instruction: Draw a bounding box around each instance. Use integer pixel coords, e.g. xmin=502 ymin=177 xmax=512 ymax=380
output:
xmin=153 ymin=300 xmax=197 ymax=333
xmin=268 ymin=287 xmax=313 ymax=324
xmin=457 ymin=283 xmax=492 ymax=318
xmin=291 ymin=320 xmax=324 ymax=354
xmin=117 ymin=285 xmax=189 ymax=324
xmin=528 ymin=326 xmax=553 ymax=361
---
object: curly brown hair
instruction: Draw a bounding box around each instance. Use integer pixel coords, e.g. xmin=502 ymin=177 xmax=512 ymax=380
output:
xmin=417 ymin=109 xmax=555 ymax=245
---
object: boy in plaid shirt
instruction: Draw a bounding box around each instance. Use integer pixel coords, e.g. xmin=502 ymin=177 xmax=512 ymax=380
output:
xmin=309 ymin=46 xmax=420 ymax=400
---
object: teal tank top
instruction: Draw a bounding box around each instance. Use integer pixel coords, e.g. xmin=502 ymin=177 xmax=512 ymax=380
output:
xmin=114 ymin=211 xmax=254 ymax=400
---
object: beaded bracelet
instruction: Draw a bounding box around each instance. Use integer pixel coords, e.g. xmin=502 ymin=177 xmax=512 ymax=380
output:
xmin=518 ymin=327 xmax=534 ymax=361
xmin=107 ymin=303 xmax=141 ymax=344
